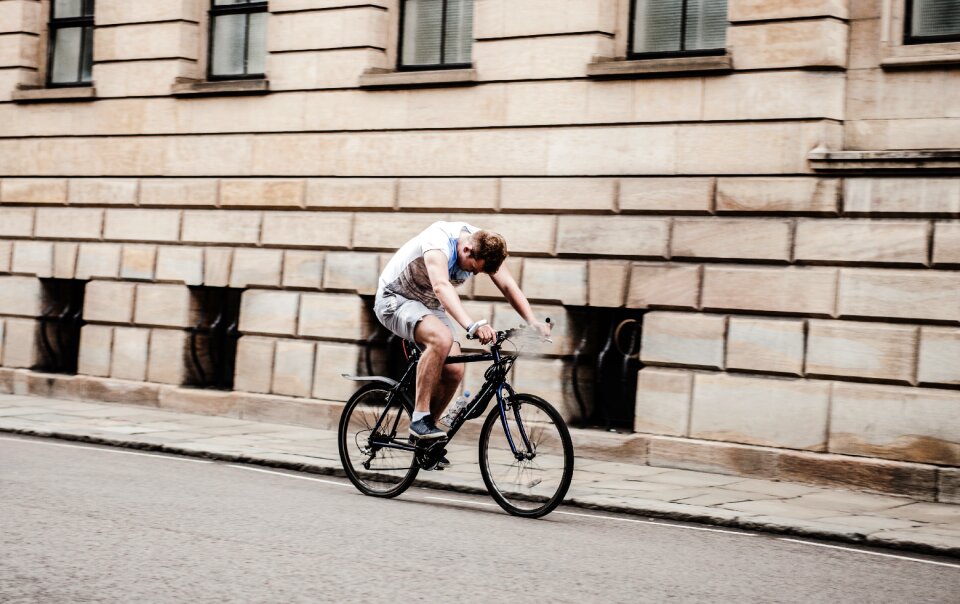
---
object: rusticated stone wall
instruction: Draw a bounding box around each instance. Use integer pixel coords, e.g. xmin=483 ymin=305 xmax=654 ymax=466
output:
xmin=0 ymin=0 xmax=958 ymax=492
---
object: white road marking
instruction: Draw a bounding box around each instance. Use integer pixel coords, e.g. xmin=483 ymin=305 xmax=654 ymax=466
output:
xmin=228 ymin=464 xmax=352 ymax=487
xmin=0 ymin=435 xmax=213 ymax=463
xmin=425 ymin=495 xmax=497 ymax=507
xmin=779 ymin=538 xmax=960 ymax=569
xmin=425 ymin=495 xmax=756 ymax=536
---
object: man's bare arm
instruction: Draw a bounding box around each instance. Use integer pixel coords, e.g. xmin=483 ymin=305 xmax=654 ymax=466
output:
xmin=489 ymin=265 xmax=552 ymax=337
xmin=423 ymin=250 xmax=494 ymax=342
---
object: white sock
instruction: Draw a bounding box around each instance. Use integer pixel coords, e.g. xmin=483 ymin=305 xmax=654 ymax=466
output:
xmin=412 ymin=411 xmax=429 ymax=422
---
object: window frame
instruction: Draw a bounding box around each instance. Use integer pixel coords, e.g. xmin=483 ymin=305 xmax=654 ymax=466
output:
xmin=903 ymin=0 xmax=960 ymax=45
xmin=879 ymin=0 xmax=960 ymax=69
xmin=627 ymin=0 xmax=728 ymax=60
xmin=206 ymin=0 xmax=269 ymax=82
xmin=46 ymin=0 xmax=95 ymax=88
xmin=397 ymin=0 xmax=474 ymax=72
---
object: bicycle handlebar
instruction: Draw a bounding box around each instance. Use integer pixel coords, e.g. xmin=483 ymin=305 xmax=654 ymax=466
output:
xmin=465 ymin=317 xmax=552 ymax=344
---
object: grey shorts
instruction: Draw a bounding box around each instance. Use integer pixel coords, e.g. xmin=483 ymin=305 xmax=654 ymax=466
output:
xmin=374 ymin=290 xmax=456 ymax=344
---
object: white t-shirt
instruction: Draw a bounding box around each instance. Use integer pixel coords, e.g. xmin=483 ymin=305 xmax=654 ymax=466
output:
xmin=377 ymin=221 xmax=479 ymax=309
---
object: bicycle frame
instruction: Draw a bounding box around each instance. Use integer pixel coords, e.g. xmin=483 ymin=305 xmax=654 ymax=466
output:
xmin=364 ymin=342 xmax=535 ymax=461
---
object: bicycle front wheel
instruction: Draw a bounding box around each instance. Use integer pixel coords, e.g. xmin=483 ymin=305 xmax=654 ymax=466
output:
xmin=478 ymin=394 xmax=574 ymax=518
xmin=338 ymin=383 xmax=419 ymax=498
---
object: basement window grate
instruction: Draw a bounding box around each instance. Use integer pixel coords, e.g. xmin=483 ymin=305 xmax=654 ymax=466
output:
xmin=186 ymin=287 xmax=242 ymax=390
xmin=38 ymin=279 xmax=87 ymax=374
xmin=570 ymin=307 xmax=645 ymax=432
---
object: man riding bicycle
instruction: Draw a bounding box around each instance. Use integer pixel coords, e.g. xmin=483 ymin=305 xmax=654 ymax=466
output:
xmin=374 ymin=221 xmax=552 ymax=441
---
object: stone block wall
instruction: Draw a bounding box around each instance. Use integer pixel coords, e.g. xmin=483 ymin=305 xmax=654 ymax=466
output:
xmin=75 ymin=281 xmax=197 ymax=384
xmin=0 ymin=0 xmax=958 ymax=477
xmin=0 ymin=276 xmax=43 ymax=368
xmin=845 ymin=1 xmax=960 ymax=150
xmin=637 ymin=313 xmax=960 ymax=467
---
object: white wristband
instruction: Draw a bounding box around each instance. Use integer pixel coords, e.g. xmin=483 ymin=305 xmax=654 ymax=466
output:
xmin=467 ymin=320 xmax=487 ymax=336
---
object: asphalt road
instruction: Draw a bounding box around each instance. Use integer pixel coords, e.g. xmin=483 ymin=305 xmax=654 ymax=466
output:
xmin=1 ymin=434 xmax=958 ymax=604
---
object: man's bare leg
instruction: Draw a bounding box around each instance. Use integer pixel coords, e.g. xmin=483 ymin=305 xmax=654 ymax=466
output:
xmin=431 ymin=342 xmax=464 ymax=418
xmin=413 ymin=316 xmax=456 ymax=416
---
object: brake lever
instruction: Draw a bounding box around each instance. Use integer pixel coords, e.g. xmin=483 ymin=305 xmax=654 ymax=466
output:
xmin=541 ymin=317 xmax=554 ymax=343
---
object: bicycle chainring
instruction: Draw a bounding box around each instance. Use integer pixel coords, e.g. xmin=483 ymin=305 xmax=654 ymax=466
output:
xmin=414 ymin=439 xmax=447 ymax=470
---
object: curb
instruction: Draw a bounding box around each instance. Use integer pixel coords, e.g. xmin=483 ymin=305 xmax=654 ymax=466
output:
xmin=3 ymin=426 xmax=958 ymax=560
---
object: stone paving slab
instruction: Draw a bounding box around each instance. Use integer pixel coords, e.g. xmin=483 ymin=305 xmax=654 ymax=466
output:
xmin=0 ymin=393 xmax=958 ymax=558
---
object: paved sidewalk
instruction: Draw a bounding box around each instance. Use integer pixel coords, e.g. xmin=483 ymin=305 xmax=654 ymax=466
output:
xmin=1 ymin=392 xmax=958 ymax=558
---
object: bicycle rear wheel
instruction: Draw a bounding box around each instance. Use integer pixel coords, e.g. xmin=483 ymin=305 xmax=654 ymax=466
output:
xmin=478 ymin=393 xmax=574 ymax=518
xmin=338 ymin=383 xmax=419 ymax=498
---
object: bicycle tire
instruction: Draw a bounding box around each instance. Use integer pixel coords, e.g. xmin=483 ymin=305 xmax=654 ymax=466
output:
xmin=478 ymin=393 xmax=574 ymax=518
xmin=338 ymin=383 xmax=420 ymax=498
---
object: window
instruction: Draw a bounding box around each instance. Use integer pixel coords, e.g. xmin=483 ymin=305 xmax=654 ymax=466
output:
xmin=47 ymin=0 xmax=94 ymax=87
xmin=399 ymin=0 xmax=474 ymax=70
xmin=208 ymin=0 xmax=268 ymax=80
xmin=905 ymin=0 xmax=960 ymax=44
xmin=630 ymin=0 xmax=727 ymax=58
xmin=878 ymin=0 xmax=960 ymax=68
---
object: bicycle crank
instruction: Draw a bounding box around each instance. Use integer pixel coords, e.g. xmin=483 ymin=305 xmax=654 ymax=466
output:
xmin=414 ymin=439 xmax=448 ymax=470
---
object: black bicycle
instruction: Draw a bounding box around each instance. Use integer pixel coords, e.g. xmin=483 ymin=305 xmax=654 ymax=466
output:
xmin=337 ymin=324 xmax=574 ymax=518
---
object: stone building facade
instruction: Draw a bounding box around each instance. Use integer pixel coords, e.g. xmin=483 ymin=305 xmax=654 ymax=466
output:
xmin=0 ymin=0 xmax=958 ymax=501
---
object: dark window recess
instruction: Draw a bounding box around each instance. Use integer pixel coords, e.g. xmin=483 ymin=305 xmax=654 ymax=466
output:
xmin=37 ymin=279 xmax=87 ymax=374
xmin=570 ymin=308 xmax=645 ymax=432
xmin=186 ymin=287 xmax=242 ymax=390
xmin=47 ymin=0 xmax=95 ymax=87
xmin=630 ymin=0 xmax=727 ymax=59
xmin=208 ymin=0 xmax=268 ymax=80
xmin=399 ymin=0 xmax=474 ymax=70
xmin=360 ymin=297 xmax=409 ymax=383
xmin=905 ymin=0 xmax=960 ymax=44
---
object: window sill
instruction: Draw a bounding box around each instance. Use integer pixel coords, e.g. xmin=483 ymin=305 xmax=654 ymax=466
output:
xmin=586 ymin=54 xmax=733 ymax=78
xmin=358 ymin=67 xmax=477 ymax=89
xmin=808 ymin=149 xmax=960 ymax=172
xmin=171 ymin=78 xmax=270 ymax=97
xmin=880 ymin=40 xmax=960 ymax=70
xmin=12 ymin=86 xmax=97 ymax=103
xmin=881 ymin=53 xmax=960 ymax=70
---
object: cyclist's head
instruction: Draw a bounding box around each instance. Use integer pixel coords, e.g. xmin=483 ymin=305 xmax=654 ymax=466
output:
xmin=470 ymin=230 xmax=508 ymax=274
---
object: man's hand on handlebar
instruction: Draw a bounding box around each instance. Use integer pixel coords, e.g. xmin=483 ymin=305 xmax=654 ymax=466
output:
xmin=466 ymin=318 xmax=553 ymax=346
xmin=530 ymin=320 xmax=552 ymax=339
xmin=474 ymin=324 xmax=496 ymax=345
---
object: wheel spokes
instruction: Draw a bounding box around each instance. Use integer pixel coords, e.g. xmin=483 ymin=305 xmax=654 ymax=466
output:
xmin=341 ymin=389 xmax=416 ymax=494
xmin=484 ymin=403 xmax=570 ymax=511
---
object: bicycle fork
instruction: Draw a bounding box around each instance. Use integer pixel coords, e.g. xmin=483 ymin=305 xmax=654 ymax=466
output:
xmin=496 ymin=383 xmax=536 ymax=462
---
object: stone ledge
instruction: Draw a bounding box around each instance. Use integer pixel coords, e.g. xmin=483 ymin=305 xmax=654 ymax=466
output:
xmin=879 ymin=37 xmax=960 ymax=71
xmin=358 ymin=68 xmax=477 ymax=89
xmin=12 ymin=86 xmax=97 ymax=103
xmin=586 ymin=54 xmax=733 ymax=78
xmin=809 ymin=149 xmax=960 ymax=173
xmin=645 ymin=435 xmax=942 ymax=501
xmin=881 ymin=53 xmax=960 ymax=70
xmin=171 ymin=78 xmax=270 ymax=97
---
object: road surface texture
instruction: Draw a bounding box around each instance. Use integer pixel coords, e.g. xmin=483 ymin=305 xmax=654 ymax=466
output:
xmin=2 ymin=435 xmax=958 ymax=603
xmin=2 ymin=394 xmax=958 ymax=557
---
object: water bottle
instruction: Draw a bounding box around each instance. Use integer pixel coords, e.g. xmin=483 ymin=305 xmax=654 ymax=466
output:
xmin=440 ymin=390 xmax=471 ymax=428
